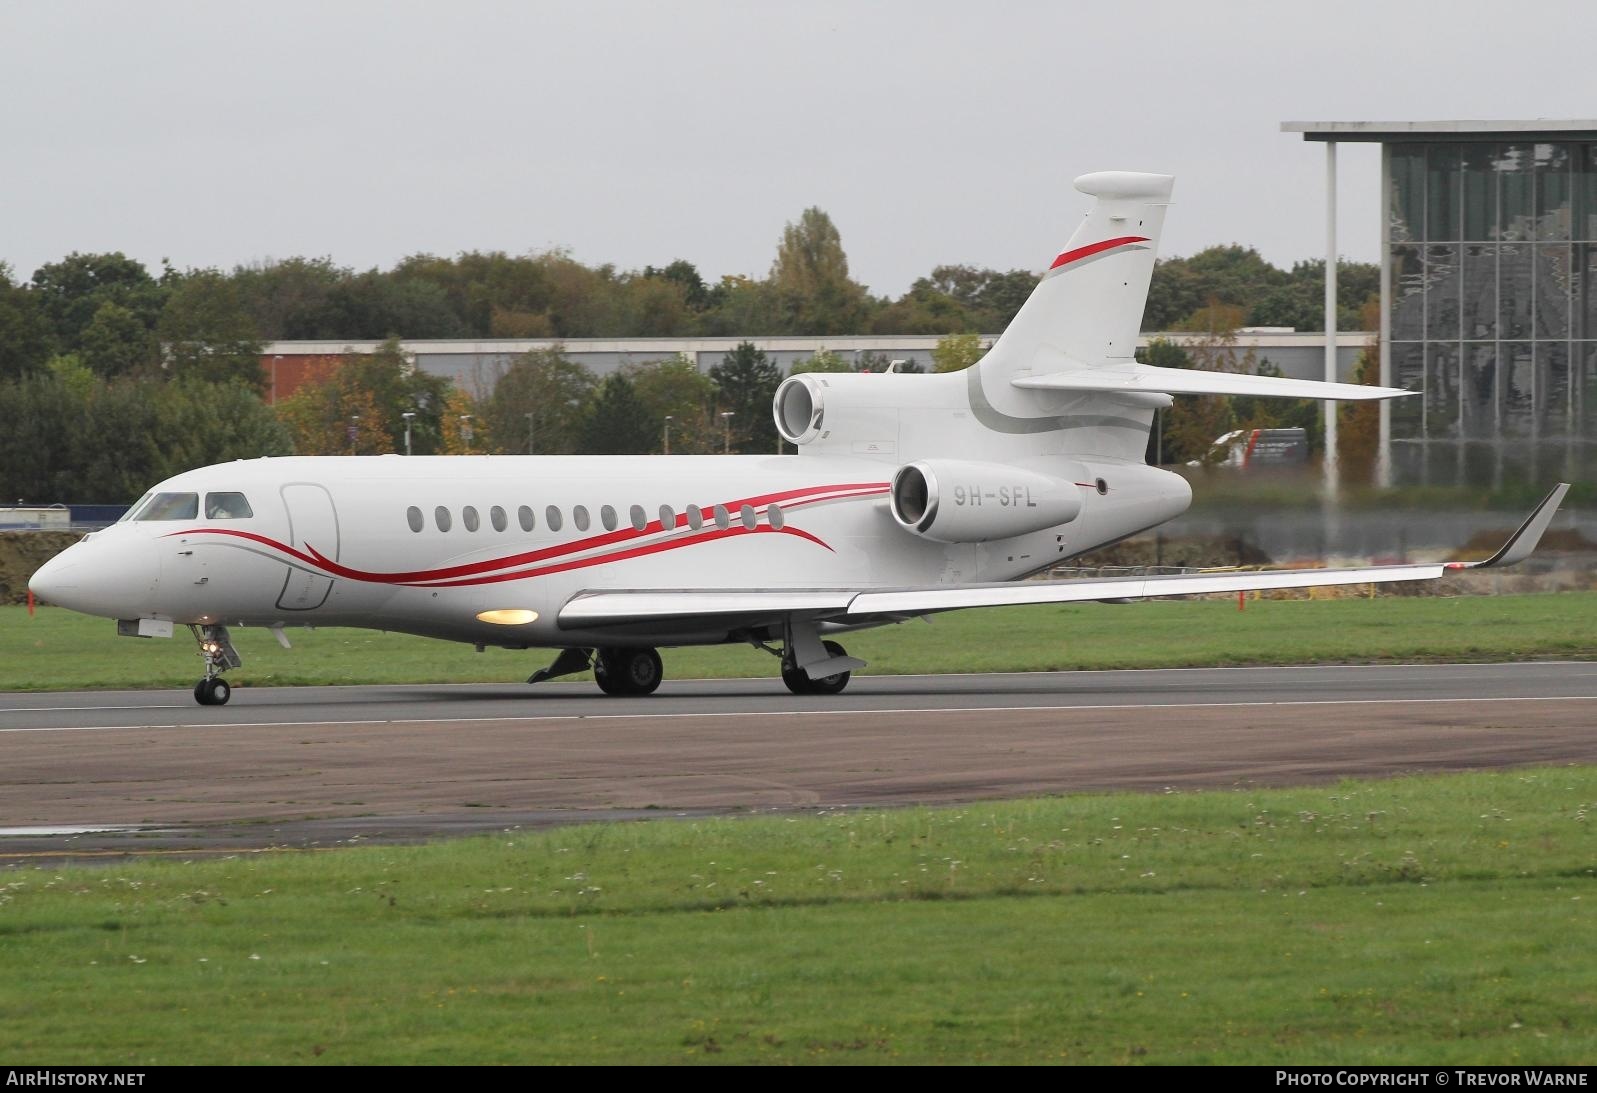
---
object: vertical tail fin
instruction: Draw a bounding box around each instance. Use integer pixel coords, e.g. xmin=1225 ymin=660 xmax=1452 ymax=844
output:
xmin=980 ymin=172 xmax=1173 ymax=383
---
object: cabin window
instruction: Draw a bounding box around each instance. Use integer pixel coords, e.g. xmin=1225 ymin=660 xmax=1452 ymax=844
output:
xmin=518 ymin=505 xmax=535 ymax=532
xmin=768 ymin=504 xmax=785 ymax=530
xmin=685 ymin=504 xmax=704 ymax=530
xmin=204 ymin=492 xmax=254 ymax=519
xmin=629 ymin=504 xmax=647 ymax=531
xmin=134 ymin=492 xmax=199 ymax=521
xmin=740 ymin=504 xmax=757 ymax=530
xmin=406 ymin=506 xmax=424 ymax=533
xmin=573 ymin=505 xmax=590 ymax=531
xmin=712 ymin=504 xmax=731 ymax=530
xmin=490 ymin=505 xmax=507 ymax=532
xmin=600 ymin=505 xmax=617 ymax=531
xmin=546 ymin=506 xmax=563 ymax=531
xmin=435 ymin=506 xmax=452 ymax=532
xmin=463 ymin=506 xmax=480 ymax=532
xmin=659 ymin=504 xmax=676 ymax=530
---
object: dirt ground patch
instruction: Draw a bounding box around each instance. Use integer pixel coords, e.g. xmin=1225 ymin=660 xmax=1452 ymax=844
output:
xmin=0 ymin=531 xmax=80 ymax=605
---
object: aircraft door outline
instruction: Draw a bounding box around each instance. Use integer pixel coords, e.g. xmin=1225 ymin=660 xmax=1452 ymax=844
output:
xmin=276 ymin=482 xmax=341 ymax=611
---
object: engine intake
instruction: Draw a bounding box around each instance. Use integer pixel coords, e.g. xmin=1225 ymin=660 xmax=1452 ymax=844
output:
xmin=889 ymin=460 xmax=1084 ymax=543
xmin=773 ymin=375 xmax=825 ymax=445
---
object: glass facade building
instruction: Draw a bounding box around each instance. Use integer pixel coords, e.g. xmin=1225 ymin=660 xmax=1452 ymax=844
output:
xmin=1387 ymin=139 xmax=1597 ymax=484
xmin=1284 ymin=122 xmax=1597 ymax=487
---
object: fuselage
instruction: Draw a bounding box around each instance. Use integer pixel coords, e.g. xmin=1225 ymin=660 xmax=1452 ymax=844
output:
xmin=30 ymin=452 xmax=1191 ymax=648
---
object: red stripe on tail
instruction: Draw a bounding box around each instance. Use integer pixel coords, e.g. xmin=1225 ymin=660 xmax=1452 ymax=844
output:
xmin=1049 ymin=235 xmax=1150 ymax=270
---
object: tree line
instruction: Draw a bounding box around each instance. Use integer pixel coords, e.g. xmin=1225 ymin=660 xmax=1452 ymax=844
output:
xmin=0 ymin=208 xmax=1379 ymax=386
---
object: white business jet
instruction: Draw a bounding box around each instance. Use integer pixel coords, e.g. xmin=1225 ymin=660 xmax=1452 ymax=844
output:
xmin=28 ymin=172 xmax=1569 ymax=705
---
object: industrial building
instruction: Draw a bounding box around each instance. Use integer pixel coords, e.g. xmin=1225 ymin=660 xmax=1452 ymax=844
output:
xmin=260 ymin=331 xmax=1369 ymax=404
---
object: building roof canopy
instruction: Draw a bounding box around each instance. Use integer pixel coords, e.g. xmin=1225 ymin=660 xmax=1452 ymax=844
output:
xmin=1282 ymin=120 xmax=1597 ymax=142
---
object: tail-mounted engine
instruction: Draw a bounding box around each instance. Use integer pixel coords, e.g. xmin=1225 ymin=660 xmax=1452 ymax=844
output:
xmin=773 ymin=371 xmax=952 ymax=455
xmin=889 ymin=460 xmax=1085 ymax=543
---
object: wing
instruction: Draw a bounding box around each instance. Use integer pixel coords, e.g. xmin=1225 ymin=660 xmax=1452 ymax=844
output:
xmin=558 ymin=484 xmax=1569 ymax=631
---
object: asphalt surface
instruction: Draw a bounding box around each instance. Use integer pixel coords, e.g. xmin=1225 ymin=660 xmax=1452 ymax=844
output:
xmin=2 ymin=661 xmax=1595 ymax=864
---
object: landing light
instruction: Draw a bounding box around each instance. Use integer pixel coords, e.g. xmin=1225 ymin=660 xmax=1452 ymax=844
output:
xmin=476 ymin=609 xmax=539 ymax=625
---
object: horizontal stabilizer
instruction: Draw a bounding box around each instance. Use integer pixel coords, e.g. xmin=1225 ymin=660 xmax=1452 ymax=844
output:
xmin=1012 ymin=364 xmax=1409 ymax=401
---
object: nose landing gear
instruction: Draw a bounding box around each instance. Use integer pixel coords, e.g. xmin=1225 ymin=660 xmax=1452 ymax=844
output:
xmin=194 ymin=676 xmax=231 ymax=706
xmin=189 ymin=623 xmax=241 ymax=706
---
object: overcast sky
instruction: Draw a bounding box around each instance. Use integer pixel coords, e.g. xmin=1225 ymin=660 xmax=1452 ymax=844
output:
xmin=3 ymin=1 xmax=1592 ymax=297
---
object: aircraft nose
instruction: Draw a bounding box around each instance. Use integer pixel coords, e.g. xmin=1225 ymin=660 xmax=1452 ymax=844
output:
xmin=27 ymin=549 xmax=76 ymax=604
xmin=28 ymin=536 xmax=160 ymax=619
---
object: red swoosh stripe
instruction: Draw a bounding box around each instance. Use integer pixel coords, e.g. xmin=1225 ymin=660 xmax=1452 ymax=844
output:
xmin=357 ymin=480 xmax=884 ymax=583
xmin=413 ymin=524 xmax=830 ymax=588
xmin=326 ymin=481 xmax=881 ymax=584
xmin=1048 ymin=235 xmax=1150 ymax=270
xmin=166 ymin=481 xmax=888 ymax=588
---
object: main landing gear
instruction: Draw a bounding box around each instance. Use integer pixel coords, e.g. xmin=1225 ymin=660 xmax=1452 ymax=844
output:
xmin=781 ymin=639 xmax=853 ymax=696
xmin=525 ymin=626 xmax=863 ymax=698
xmin=769 ymin=620 xmax=866 ymax=696
xmin=594 ymin=647 xmax=664 ymax=696
xmin=189 ymin=623 xmax=241 ymax=706
xmin=528 ymin=646 xmax=663 ymax=696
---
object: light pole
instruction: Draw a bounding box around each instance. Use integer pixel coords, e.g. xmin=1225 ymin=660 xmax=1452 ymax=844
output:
xmin=401 ymin=411 xmax=416 ymax=457
xmin=720 ymin=411 xmax=735 ymax=454
xmin=663 ymin=415 xmax=674 ymax=455
xmin=524 ymin=412 xmax=535 ymax=455
xmin=459 ymin=414 xmax=474 ymax=454
xmin=271 ymin=355 xmax=282 ymax=406
xmin=347 ymin=414 xmax=360 ymax=455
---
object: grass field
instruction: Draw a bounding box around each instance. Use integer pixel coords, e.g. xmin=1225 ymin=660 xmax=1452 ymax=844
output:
xmin=1 ymin=767 xmax=1592 ymax=1064
xmin=3 ymin=591 xmax=1595 ymax=692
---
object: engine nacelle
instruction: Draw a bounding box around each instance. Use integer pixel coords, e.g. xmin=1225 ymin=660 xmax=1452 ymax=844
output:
xmin=772 ymin=370 xmax=957 ymax=456
xmin=889 ymin=459 xmax=1085 ymax=543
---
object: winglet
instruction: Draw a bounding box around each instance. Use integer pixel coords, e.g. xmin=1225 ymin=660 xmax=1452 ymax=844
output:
xmin=1468 ymin=483 xmax=1571 ymax=569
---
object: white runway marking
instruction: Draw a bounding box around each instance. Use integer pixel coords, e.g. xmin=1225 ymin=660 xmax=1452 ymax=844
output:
xmin=0 ymin=825 xmax=149 ymax=837
xmin=0 ymin=693 xmax=1592 ymax=734
xmin=0 ymin=704 xmax=188 ymax=713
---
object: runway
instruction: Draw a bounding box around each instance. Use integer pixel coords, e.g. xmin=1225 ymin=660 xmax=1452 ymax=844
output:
xmin=1 ymin=661 xmax=1594 ymax=864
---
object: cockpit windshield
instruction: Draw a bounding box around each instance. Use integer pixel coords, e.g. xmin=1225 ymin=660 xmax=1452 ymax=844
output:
xmin=118 ymin=493 xmax=153 ymax=523
xmin=132 ymin=492 xmax=199 ymax=521
xmin=204 ymin=492 xmax=254 ymax=519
